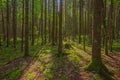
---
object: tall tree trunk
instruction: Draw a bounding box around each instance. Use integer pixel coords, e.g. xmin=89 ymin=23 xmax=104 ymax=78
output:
xmin=103 ymin=0 xmax=109 ymax=55
xmin=83 ymin=11 xmax=87 ymax=51
xmin=24 ymin=0 xmax=29 ymax=56
xmin=55 ymin=2 xmax=58 ymax=44
xmin=31 ymin=0 xmax=34 ymax=45
xmin=41 ymin=0 xmax=44 ymax=44
xmin=86 ymin=1 xmax=110 ymax=78
xmin=79 ymin=0 xmax=83 ymax=44
xmin=58 ymin=0 xmax=63 ymax=54
xmin=44 ymin=0 xmax=47 ymax=43
xmin=52 ymin=0 xmax=55 ymax=46
xmin=1 ymin=9 xmax=6 ymax=41
xmin=48 ymin=0 xmax=51 ymax=42
xmin=6 ymin=0 xmax=10 ymax=47
xmin=109 ymin=0 xmax=114 ymax=52
xmin=12 ymin=0 xmax=17 ymax=48
xmin=21 ymin=0 xmax=24 ymax=51
xmin=72 ymin=0 xmax=76 ymax=40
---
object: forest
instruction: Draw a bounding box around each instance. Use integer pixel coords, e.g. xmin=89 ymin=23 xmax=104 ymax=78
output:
xmin=0 ymin=0 xmax=120 ymax=80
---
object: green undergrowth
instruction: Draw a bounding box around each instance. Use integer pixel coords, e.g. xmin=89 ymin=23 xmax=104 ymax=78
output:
xmin=27 ymin=73 xmax=36 ymax=80
xmin=8 ymin=69 xmax=22 ymax=80
xmin=84 ymin=58 xmax=115 ymax=80
xmin=112 ymin=40 xmax=120 ymax=52
xmin=0 ymin=40 xmax=41 ymax=68
xmin=37 ymin=43 xmax=92 ymax=80
xmin=0 ymin=40 xmax=119 ymax=80
xmin=0 ymin=69 xmax=22 ymax=80
xmin=0 ymin=39 xmax=42 ymax=80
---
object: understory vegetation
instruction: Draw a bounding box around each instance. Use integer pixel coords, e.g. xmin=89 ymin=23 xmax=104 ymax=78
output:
xmin=0 ymin=40 xmax=120 ymax=80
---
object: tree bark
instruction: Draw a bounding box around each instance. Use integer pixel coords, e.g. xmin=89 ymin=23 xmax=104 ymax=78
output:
xmin=12 ymin=0 xmax=17 ymax=48
xmin=31 ymin=0 xmax=35 ymax=45
xmin=24 ymin=0 xmax=29 ymax=56
xmin=58 ymin=0 xmax=63 ymax=54
xmin=6 ymin=0 xmax=10 ymax=47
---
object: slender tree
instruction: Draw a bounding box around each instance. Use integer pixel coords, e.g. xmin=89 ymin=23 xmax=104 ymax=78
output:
xmin=109 ymin=0 xmax=114 ymax=52
xmin=83 ymin=11 xmax=87 ymax=51
xmin=52 ymin=0 xmax=55 ymax=46
xmin=24 ymin=0 xmax=29 ymax=56
xmin=58 ymin=0 xmax=63 ymax=54
xmin=31 ymin=0 xmax=35 ymax=45
xmin=41 ymin=0 xmax=44 ymax=44
xmin=79 ymin=0 xmax=83 ymax=44
xmin=6 ymin=0 xmax=9 ymax=47
xmin=48 ymin=0 xmax=51 ymax=42
xmin=44 ymin=0 xmax=47 ymax=43
xmin=103 ymin=0 xmax=109 ymax=55
xmin=1 ymin=9 xmax=5 ymax=41
xmin=21 ymin=0 xmax=24 ymax=51
xmin=12 ymin=0 xmax=17 ymax=48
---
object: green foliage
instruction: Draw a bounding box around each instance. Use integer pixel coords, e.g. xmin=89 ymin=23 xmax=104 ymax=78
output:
xmin=34 ymin=26 xmax=39 ymax=36
xmin=61 ymin=74 xmax=69 ymax=80
xmin=43 ymin=69 xmax=53 ymax=79
xmin=112 ymin=41 xmax=120 ymax=51
xmin=0 ymin=0 xmax=6 ymax=8
xmin=0 ymin=47 xmax=24 ymax=67
xmin=8 ymin=69 xmax=22 ymax=80
xmin=0 ymin=39 xmax=41 ymax=67
xmin=27 ymin=73 xmax=36 ymax=80
xmin=115 ymin=0 xmax=120 ymax=6
xmin=0 ymin=69 xmax=22 ymax=80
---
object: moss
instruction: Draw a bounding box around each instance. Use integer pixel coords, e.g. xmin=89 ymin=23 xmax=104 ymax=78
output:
xmin=84 ymin=58 xmax=107 ymax=72
xmin=84 ymin=57 xmax=114 ymax=80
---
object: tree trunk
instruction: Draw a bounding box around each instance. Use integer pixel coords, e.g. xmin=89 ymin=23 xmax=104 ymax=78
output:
xmin=21 ymin=0 xmax=24 ymax=51
xmin=1 ymin=9 xmax=6 ymax=41
xmin=6 ymin=0 xmax=10 ymax=47
xmin=41 ymin=0 xmax=44 ymax=44
xmin=31 ymin=0 xmax=35 ymax=45
xmin=44 ymin=0 xmax=47 ymax=43
xmin=24 ymin=0 xmax=29 ymax=56
xmin=12 ymin=0 xmax=17 ymax=48
xmin=58 ymin=0 xmax=63 ymax=54
xmin=79 ymin=0 xmax=83 ymax=44
xmin=85 ymin=1 xmax=111 ymax=78
xmin=52 ymin=0 xmax=55 ymax=46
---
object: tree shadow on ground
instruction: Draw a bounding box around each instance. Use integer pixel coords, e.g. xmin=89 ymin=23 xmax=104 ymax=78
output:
xmin=0 ymin=56 xmax=34 ymax=80
xmin=0 ymin=44 xmax=43 ymax=80
xmin=47 ymin=46 xmax=88 ymax=80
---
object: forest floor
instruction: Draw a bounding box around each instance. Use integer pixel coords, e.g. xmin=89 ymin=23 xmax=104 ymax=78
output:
xmin=0 ymin=41 xmax=120 ymax=80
